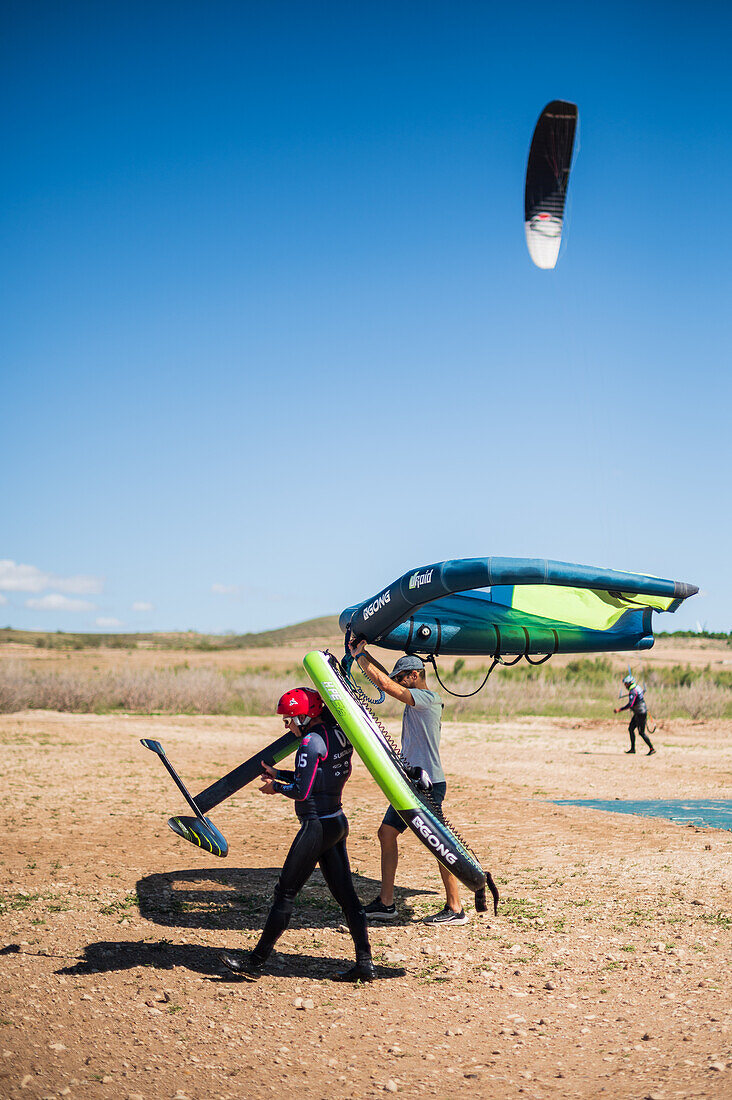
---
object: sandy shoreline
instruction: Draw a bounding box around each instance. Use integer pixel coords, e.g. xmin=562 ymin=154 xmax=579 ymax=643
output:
xmin=2 ymin=710 xmax=730 ymax=1099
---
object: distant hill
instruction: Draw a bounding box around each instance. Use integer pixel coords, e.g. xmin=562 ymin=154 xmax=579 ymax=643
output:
xmin=6 ymin=620 xmax=726 ymax=655
xmin=0 ymin=615 xmax=342 ymax=651
xmin=228 ymin=615 xmax=342 ymax=648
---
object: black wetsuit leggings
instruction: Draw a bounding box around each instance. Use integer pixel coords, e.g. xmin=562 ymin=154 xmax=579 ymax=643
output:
xmin=253 ymin=811 xmax=370 ymax=964
xmin=629 ymin=713 xmax=653 ymax=751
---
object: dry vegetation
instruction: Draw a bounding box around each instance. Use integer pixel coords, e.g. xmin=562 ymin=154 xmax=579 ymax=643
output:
xmin=1 ymin=628 xmax=731 ymax=720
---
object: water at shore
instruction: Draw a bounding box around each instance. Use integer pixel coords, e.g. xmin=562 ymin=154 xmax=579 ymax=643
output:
xmin=553 ymin=798 xmax=732 ymax=831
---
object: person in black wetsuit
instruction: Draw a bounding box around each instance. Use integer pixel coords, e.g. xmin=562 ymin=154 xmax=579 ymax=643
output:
xmin=614 ymin=674 xmax=655 ymax=756
xmin=219 ymin=687 xmax=375 ymax=982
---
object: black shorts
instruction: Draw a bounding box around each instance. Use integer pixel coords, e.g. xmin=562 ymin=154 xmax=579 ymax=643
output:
xmin=381 ymin=781 xmax=447 ymax=834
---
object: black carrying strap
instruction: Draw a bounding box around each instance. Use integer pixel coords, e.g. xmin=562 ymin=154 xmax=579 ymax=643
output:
xmin=525 ymin=629 xmax=559 ymax=664
xmin=424 ymin=653 xmax=500 ymax=698
xmin=524 ymin=652 xmax=553 ymax=665
xmin=424 ymin=641 xmax=557 ymax=698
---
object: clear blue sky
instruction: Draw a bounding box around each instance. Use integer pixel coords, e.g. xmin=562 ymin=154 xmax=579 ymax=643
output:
xmin=2 ymin=1 xmax=730 ymax=634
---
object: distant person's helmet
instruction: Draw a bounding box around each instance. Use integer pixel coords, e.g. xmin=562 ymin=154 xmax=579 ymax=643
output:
xmin=277 ymin=688 xmax=323 ymax=726
xmin=622 ymin=675 xmax=635 ymax=688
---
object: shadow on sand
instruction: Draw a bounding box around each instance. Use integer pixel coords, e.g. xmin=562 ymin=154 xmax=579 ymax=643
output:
xmin=50 ymin=866 xmax=430 ymax=982
xmin=135 ymin=865 xmax=434 ymax=932
xmin=58 ymin=940 xmax=405 ymax=982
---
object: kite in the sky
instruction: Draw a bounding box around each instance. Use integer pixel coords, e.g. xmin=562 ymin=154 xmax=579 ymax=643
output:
xmin=525 ymin=100 xmax=578 ymax=269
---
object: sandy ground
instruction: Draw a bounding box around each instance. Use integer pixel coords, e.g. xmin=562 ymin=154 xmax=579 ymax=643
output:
xmin=1 ymin=708 xmax=731 ymax=1100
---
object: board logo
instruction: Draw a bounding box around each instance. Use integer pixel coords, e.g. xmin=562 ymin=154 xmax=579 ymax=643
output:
xmin=322 ymin=679 xmax=342 ymax=701
xmin=408 ymin=569 xmax=433 ymax=591
xmin=412 ymin=814 xmax=457 ymax=865
xmin=363 ymin=590 xmax=391 ymax=620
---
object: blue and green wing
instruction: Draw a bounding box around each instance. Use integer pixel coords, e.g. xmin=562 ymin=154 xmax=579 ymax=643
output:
xmin=340 ymin=558 xmax=698 ymax=657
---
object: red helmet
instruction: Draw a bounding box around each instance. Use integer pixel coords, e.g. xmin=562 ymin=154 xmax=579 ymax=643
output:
xmin=276 ymin=687 xmax=323 ymax=720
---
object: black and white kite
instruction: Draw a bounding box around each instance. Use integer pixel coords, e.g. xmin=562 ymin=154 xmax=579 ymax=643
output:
xmin=524 ymin=100 xmax=578 ymax=269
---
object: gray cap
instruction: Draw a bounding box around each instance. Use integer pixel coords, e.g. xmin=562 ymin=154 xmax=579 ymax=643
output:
xmin=389 ymin=654 xmax=425 ymax=679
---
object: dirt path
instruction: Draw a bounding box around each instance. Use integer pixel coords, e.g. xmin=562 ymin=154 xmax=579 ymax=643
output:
xmin=2 ymin=711 xmax=730 ymax=1099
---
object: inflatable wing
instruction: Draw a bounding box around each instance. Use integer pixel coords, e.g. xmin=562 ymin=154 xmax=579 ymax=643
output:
xmin=525 ymin=100 xmax=578 ymax=269
xmin=340 ymin=558 xmax=698 ymax=658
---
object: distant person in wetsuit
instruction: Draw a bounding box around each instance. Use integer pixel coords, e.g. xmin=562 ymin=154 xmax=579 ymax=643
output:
xmin=219 ymin=687 xmax=374 ymax=982
xmin=614 ymin=674 xmax=655 ymax=756
xmin=348 ymin=640 xmax=467 ymax=926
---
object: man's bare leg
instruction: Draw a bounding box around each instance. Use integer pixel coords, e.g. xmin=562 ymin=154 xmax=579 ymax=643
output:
xmin=438 ymin=862 xmax=462 ymax=913
xmin=377 ymin=823 xmax=400 ymax=905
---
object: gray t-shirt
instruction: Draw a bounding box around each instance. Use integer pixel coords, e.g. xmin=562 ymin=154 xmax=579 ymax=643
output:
xmin=401 ymin=688 xmax=445 ymax=785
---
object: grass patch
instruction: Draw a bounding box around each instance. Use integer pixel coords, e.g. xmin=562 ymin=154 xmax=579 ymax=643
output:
xmin=99 ymin=891 xmax=139 ymax=915
xmin=0 ymin=891 xmax=42 ymax=911
xmin=499 ymin=897 xmax=546 ymax=925
xmin=700 ymin=911 xmax=732 ymax=930
xmin=624 ymin=907 xmax=657 ymax=927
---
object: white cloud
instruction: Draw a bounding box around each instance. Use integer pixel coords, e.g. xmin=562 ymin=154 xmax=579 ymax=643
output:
xmin=0 ymin=560 xmax=103 ymax=595
xmin=211 ymin=583 xmax=241 ymax=596
xmin=25 ymin=594 xmax=95 ymax=612
xmin=132 ymin=601 xmax=153 ymax=612
xmin=96 ymin=617 xmax=123 ymax=628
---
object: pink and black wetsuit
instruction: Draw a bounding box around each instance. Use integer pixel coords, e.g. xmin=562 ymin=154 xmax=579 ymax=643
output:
xmin=274 ymin=719 xmax=353 ymax=820
xmin=251 ymin=715 xmax=371 ymax=967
